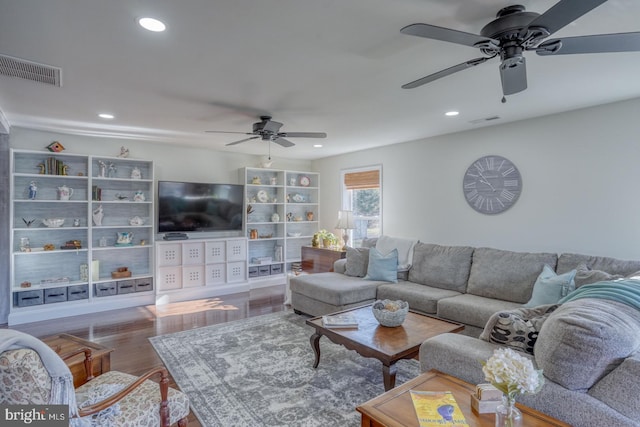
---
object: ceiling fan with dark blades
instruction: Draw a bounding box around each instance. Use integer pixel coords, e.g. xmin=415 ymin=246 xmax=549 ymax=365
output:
xmin=206 ymin=115 xmax=327 ymax=147
xmin=401 ymin=0 xmax=640 ymax=97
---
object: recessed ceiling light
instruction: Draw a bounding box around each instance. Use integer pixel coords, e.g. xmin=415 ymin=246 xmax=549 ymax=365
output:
xmin=445 ymin=111 xmax=459 ymax=117
xmin=98 ymin=113 xmax=114 ymax=119
xmin=313 ymin=144 xmax=323 ymax=148
xmin=138 ymin=17 xmax=166 ymax=32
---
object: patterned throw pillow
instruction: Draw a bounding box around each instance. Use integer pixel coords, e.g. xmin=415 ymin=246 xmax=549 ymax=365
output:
xmin=479 ymin=304 xmax=559 ymax=354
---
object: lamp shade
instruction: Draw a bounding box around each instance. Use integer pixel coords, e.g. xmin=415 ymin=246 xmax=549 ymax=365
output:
xmin=335 ymin=210 xmax=355 ymax=229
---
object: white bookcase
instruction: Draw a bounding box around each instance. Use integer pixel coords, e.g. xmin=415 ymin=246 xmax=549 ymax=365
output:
xmin=155 ymin=237 xmax=248 ymax=302
xmin=9 ymin=149 xmax=155 ymax=325
xmin=240 ymin=167 xmax=319 ymax=283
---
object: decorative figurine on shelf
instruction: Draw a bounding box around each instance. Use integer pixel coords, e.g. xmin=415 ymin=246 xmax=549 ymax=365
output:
xmin=97 ymin=160 xmax=107 ymax=177
xmin=22 ymin=218 xmax=36 ymax=227
xmin=131 ymin=167 xmax=142 ymax=179
xmin=92 ymin=204 xmax=104 ymax=226
xmin=286 ymin=212 xmax=293 ymax=222
xmin=107 ymin=162 xmax=117 ymax=178
xmin=117 ymin=146 xmax=130 ymax=158
xmin=133 ymin=190 xmax=145 ymax=202
xmin=28 ymin=181 xmax=37 ymax=200
xmin=46 ymin=141 xmax=65 ymax=152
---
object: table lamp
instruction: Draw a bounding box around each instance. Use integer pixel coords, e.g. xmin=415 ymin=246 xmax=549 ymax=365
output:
xmin=335 ymin=210 xmax=355 ymax=250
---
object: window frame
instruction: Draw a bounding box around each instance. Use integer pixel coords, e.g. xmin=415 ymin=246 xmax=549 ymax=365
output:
xmin=340 ymin=165 xmax=383 ymax=245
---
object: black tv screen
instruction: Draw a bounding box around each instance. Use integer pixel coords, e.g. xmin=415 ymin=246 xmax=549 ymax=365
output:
xmin=158 ymin=181 xmax=244 ymax=233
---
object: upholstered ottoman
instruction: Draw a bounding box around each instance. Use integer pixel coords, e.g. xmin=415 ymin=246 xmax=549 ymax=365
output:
xmin=289 ymin=272 xmax=386 ymax=316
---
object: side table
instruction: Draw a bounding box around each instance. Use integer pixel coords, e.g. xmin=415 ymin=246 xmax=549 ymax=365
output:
xmin=357 ymin=370 xmax=571 ymax=427
xmin=301 ymin=246 xmax=346 ymax=273
xmin=42 ymin=333 xmax=114 ymax=387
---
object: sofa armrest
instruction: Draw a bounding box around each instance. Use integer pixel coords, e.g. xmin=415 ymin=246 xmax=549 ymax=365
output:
xmin=589 ymin=352 xmax=640 ymax=420
xmin=333 ymin=258 xmax=346 ymax=274
xmin=420 ymin=333 xmax=533 ymax=385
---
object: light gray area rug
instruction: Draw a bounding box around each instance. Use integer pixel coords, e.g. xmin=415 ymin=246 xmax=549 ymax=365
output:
xmin=149 ymin=310 xmax=420 ymax=426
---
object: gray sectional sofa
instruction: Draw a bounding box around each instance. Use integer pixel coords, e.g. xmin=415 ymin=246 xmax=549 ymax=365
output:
xmin=290 ymin=241 xmax=640 ymax=426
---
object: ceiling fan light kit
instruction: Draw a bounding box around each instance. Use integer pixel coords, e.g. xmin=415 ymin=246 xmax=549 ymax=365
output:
xmin=400 ymin=0 xmax=640 ymax=98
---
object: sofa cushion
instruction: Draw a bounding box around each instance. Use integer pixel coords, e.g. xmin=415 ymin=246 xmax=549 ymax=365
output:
xmin=466 ymin=248 xmax=558 ymax=304
xmin=573 ymin=262 xmax=623 ymax=287
xmin=344 ymin=247 xmax=369 ymax=277
xmin=535 ymin=299 xmax=640 ymax=392
xmin=588 ymin=352 xmax=640 ymax=421
xmin=524 ymin=265 xmax=575 ymax=307
xmin=437 ymin=294 xmax=522 ymax=329
xmin=408 ymin=243 xmax=474 ymax=293
xmin=376 ymin=282 xmax=460 ymax=314
xmin=375 ymin=235 xmax=417 ymax=270
xmin=364 ymin=248 xmax=398 ymax=283
xmin=479 ymin=304 xmax=559 ymax=354
xmin=289 ymin=272 xmax=383 ymax=306
xmin=557 ymin=252 xmax=640 ymax=277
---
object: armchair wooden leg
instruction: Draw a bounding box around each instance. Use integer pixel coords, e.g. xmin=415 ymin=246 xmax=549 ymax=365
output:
xmin=177 ymin=417 xmax=188 ymax=427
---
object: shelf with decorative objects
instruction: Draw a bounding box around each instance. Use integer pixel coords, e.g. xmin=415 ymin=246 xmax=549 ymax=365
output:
xmin=240 ymin=167 xmax=319 ymax=284
xmin=9 ymin=149 xmax=155 ymax=325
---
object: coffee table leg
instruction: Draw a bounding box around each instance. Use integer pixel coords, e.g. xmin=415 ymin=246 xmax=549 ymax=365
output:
xmin=382 ymin=362 xmax=397 ymax=391
xmin=310 ymin=332 xmax=322 ymax=368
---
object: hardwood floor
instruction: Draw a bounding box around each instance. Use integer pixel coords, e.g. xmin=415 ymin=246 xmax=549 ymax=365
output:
xmin=4 ymin=285 xmax=287 ymax=427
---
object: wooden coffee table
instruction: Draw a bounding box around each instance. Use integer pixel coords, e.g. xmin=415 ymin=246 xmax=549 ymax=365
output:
xmin=306 ymin=305 xmax=464 ymax=391
xmin=357 ymin=370 xmax=571 ymax=427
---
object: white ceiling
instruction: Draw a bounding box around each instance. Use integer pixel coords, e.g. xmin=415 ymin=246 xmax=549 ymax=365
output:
xmin=0 ymin=0 xmax=639 ymax=160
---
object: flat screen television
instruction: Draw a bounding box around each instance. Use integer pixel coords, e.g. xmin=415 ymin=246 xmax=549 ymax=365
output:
xmin=157 ymin=181 xmax=244 ymax=233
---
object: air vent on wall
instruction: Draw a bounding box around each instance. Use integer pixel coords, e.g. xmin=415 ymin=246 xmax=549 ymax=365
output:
xmin=0 ymin=54 xmax=62 ymax=87
xmin=468 ymin=116 xmax=500 ymax=125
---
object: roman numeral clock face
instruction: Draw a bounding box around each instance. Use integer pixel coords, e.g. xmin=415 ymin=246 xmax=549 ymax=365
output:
xmin=463 ymin=155 xmax=522 ymax=215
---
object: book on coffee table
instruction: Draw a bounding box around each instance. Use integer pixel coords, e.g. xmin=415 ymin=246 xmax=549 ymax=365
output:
xmin=321 ymin=314 xmax=358 ymax=329
xmin=410 ymin=390 xmax=469 ymax=426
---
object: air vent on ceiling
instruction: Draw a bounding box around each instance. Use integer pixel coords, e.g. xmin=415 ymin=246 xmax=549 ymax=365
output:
xmin=0 ymin=54 xmax=62 ymax=87
xmin=469 ymin=116 xmax=500 ymax=125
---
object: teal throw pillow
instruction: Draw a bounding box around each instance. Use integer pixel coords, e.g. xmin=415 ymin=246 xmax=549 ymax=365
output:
xmin=364 ymin=248 xmax=398 ymax=283
xmin=524 ymin=265 xmax=576 ymax=307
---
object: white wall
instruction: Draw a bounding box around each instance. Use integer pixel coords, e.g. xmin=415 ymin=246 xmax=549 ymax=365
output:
xmin=312 ymin=97 xmax=640 ymax=260
xmin=9 ymin=128 xmax=312 ymax=184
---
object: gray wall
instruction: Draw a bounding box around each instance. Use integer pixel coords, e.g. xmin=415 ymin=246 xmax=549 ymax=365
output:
xmin=0 ymin=134 xmax=9 ymax=324
xmin=312 ymin=97 xmax=640 ymax=260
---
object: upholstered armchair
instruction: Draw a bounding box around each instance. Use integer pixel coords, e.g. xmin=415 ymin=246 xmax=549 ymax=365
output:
xmin=0 ymin=330 xmax=189 ymax=427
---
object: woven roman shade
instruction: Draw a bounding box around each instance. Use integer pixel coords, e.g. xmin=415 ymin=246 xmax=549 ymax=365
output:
xmin=344 ymin=170 xmax=380 ymax=190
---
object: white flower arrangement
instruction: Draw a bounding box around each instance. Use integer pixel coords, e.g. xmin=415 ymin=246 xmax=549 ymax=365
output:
xmin=481 ymin=347 xmax=544 ymax=399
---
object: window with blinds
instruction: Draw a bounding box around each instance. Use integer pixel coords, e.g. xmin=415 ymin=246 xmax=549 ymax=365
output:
xmin=341 ymin=166 xmax=382 ymax=246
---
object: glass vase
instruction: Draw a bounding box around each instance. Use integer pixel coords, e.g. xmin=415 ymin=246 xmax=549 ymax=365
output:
xmin=495 ymin=395 xmax=522 ymax=427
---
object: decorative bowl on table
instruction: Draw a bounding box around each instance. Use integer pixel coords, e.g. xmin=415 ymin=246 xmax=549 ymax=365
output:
xmin=372 ymin=299 xmax=409 ymax=327
xmin=43 ymin=218 xmax=65 ymax=228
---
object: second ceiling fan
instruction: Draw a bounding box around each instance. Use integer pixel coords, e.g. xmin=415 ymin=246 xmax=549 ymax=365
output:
xmin=206 ymin=116 xmax=327 ymax=147
xmin=400 ymin=0 xmax=640 ymax=97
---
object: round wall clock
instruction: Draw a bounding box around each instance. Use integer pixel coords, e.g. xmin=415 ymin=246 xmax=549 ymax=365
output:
xmin=463 ymin=155 xmax=522 ymax=215
xmin=299 ymin=175 xmax=311 ymax=187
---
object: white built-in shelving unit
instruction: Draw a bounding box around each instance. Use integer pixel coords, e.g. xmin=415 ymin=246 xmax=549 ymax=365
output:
xmin=9 ymin=149 xmax=154 ymax=325
xmin=241 ymin=167 xmax=320 ymax=284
